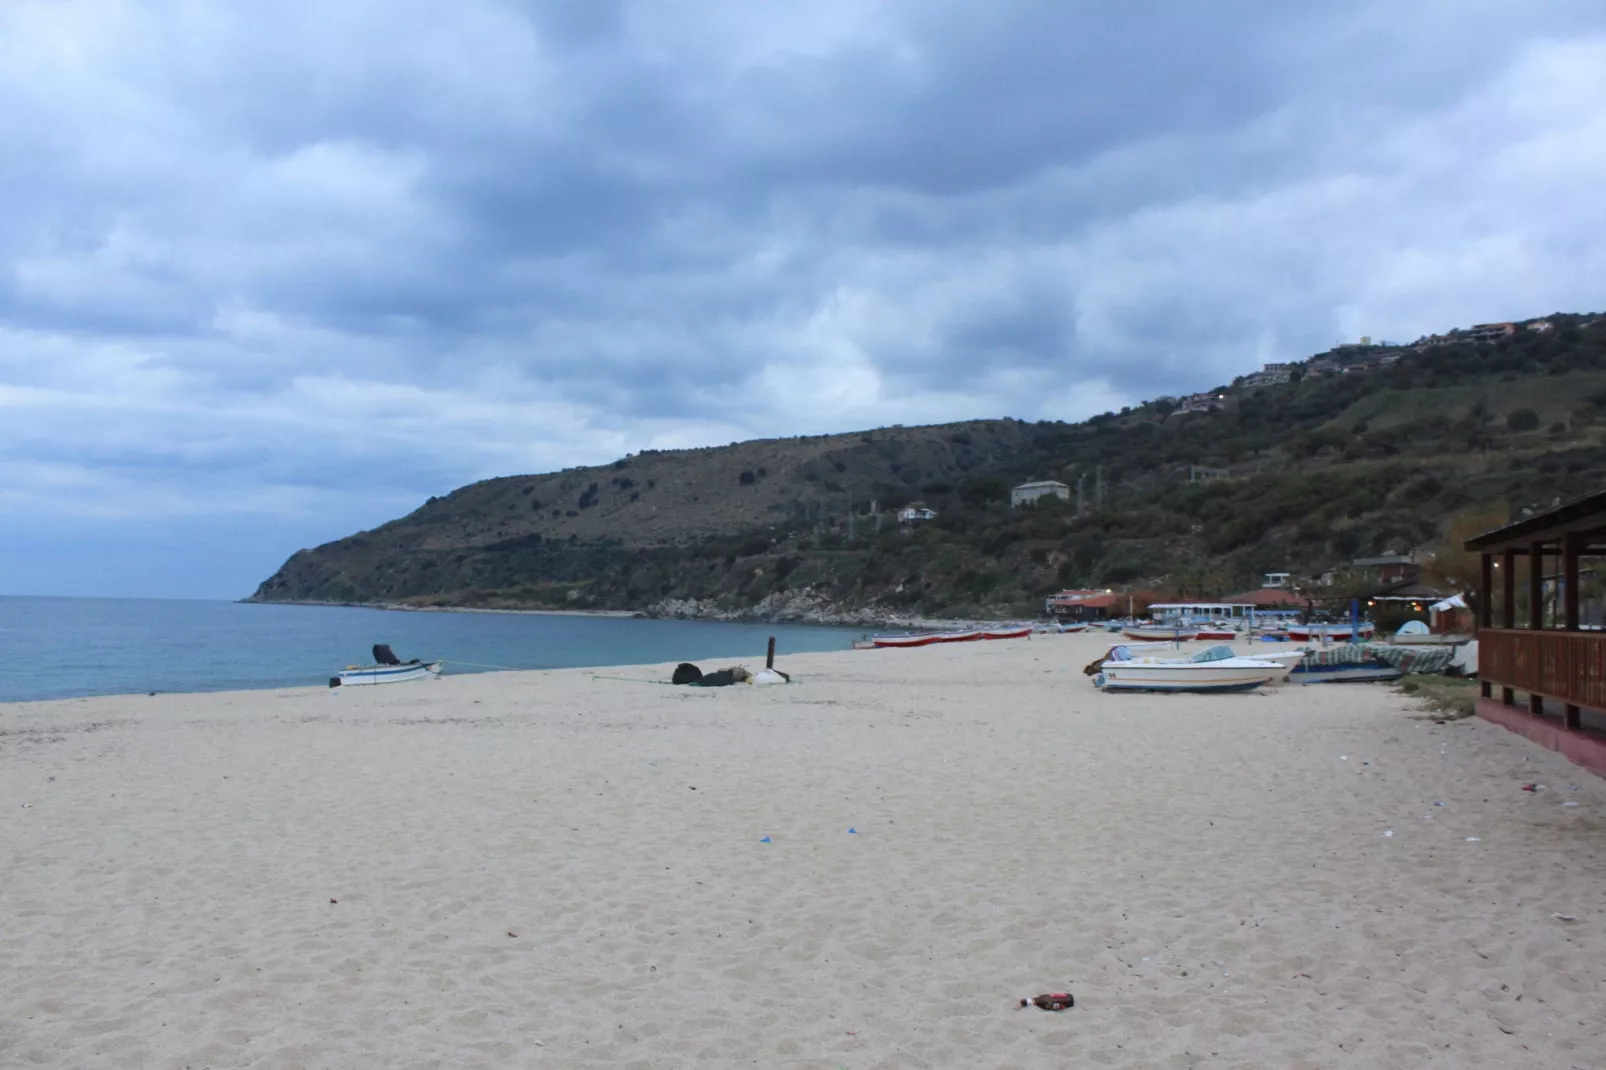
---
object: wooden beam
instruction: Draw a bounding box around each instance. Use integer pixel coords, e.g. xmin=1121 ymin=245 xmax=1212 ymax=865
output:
xmin=1480 ymin=552 xmax=1493 ymax=699
xmin=1565 ymin=532 xmax=1582 ymax=727
xmin=1501 ymin=549 xmax=1516 ymax=628
xmin=1501 ymin=549 xmax=1516 ymax=705
xmin=1529 ymin=542 xmax=1545 ymax=716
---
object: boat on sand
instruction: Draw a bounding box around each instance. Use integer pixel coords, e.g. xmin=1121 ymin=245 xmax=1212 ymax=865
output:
xmin=870 ymin=626 xmax=1031 ymax=648
xmin=333 ymin=644 xmax=444 ymax=687
xmin=1094 ymin=645 xmax=1288 ymax=693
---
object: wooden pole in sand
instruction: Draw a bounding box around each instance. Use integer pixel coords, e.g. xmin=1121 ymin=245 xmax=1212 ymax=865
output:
xmin=766 ymin=636 xmax=776 ymax=670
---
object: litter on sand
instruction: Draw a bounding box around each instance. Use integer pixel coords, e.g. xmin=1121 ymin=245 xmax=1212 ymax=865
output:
xmin=1019 ymin=993 xmax=1075 ymax=1011
xmin=1551 ymin=913 xmax=1578 ymax=922
xmin=1465 ymin=837 xmax=1481 ymax=842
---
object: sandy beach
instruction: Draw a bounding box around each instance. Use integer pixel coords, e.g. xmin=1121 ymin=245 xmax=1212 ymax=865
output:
xmin=2 ymin=634 xmax=1602 ymax=1069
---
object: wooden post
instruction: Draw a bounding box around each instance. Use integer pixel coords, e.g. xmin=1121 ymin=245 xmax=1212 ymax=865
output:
xmin=766 ymin=636 xmax=776 ymax=670
xmin=1564 ymin=533 xmax=1582 ymax=729
xmin=1529 ymin=542 xmax=1544 ymax=717
xmin=1479 ymin=552 xmax=1493 ymax=698
xmin=1500 ymin=549 xmax=1516 ymax=706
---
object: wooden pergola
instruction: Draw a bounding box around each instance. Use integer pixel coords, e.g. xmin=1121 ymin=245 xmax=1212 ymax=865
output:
xmin=1466 ymin=491 xmax=1606 ymax=761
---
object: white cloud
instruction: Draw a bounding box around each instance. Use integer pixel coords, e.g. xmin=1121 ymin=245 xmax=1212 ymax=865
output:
xmin=0 ymin=1 xmax=1602 ymax=595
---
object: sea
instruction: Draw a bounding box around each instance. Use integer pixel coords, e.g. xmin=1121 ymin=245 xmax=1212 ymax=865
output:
xmin=0 ymin=596 xmax=865 ymax=703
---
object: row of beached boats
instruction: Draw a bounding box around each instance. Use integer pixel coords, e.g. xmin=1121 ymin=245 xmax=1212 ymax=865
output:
xmin=1086 ymin=638 xmax=1463 ymax=693
xmin=1118 ymin=621 xmax=1376 ymax=643
xmin=858 ymin=625 xmax=1034 ymax=648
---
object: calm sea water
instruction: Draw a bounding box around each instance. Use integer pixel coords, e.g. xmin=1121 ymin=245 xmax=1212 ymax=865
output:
xmin=0 ymin=597 xmax=863 ymax=703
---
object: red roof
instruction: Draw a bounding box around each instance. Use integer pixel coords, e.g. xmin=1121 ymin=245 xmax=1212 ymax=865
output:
xmin=1223 ymin=587 xmax=1306 ymax=608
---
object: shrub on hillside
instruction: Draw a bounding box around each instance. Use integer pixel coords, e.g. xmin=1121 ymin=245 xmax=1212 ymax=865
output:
xmin=1506 ymin=409 xmax=1540 ymax=431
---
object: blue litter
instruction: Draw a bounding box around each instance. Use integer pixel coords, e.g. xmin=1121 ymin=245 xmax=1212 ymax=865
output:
xmin=847 ymin=828 xmax=857 ymax=834
xmin=759 ymin=836 xmax=771 ymax=843
xmin=1434 ymin=801 xmax=1444 ymax=806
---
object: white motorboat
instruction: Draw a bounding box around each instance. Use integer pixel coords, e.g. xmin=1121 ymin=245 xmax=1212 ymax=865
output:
xmin=1123 ymin=624 xmax=1200 ymax=642
xmin=336 ymin=661 xmax=443 ymax=686
xmin=1094 ymin=645 xmax=1288 ymax=693
xmin=1105 ymin=642 xmax=1306 ymax=679
xmin=332 ymin=643 xmax=443 ymax=687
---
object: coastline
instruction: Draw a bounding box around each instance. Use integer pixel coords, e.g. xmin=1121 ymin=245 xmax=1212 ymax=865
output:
xmin=236 ymin=597 xmax=645 ymax=619
xmin=5 ymin=633 xmax=1602 ymax=1068
xmin=238 ymin=593 xmax=1028 ymax=631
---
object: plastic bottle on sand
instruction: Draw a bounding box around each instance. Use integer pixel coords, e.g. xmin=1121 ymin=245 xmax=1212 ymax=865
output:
xmin=1019 ymin=993 xmax=1075 ymax=1011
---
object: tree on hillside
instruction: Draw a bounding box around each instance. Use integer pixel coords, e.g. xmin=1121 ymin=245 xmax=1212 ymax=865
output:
xmin=1506 ymin=408 xmax=1540 ymax=432
xmin=1420 ymin=504 xmax=1508 ymax=616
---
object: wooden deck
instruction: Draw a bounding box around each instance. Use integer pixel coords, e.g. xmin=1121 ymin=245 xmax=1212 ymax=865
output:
xmin=1480 ymin=628 xmax=1606 ymax=710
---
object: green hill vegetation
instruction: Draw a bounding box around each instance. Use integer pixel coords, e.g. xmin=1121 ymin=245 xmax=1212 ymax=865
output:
xmin=250 ymin=314 xmax=1606 ymax=620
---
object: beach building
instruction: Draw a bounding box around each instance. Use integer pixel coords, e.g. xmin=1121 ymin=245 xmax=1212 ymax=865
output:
xmin=1178 ymin=392 xmax=1225 ymax=413
xmin=1044 ymin=588 xmax=1122 ymax=621
xmin=1467 ymin=322 xmax=1517 ymax=343
xmin=1011 ymin=480 xmax=1071 ymax=507
xmin=1241 ymin=364 xmax=1292 ymax=388
xmin=1466 ymin=490 xmax=1606 ymax=775
xmin=1350 ymin=554 xmax=1421 ymax=585
xmin=897 ymin=504 xmax=937 ymax=524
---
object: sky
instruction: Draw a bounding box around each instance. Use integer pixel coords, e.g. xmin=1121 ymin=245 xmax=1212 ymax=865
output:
xmin=2 ymin=1 xmax=1605 ymax=598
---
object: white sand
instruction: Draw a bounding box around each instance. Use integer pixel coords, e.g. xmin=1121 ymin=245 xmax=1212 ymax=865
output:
xmin=2 ymin=634 xmax=1603 ymax=1069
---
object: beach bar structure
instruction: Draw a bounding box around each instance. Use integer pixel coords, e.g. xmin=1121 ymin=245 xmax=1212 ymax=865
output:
xmin=1466 ymin=491 xmax=1606 ymax=775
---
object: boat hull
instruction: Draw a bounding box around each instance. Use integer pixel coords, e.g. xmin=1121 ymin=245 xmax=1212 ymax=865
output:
xmin=1095 ymin=670 xmax=1271 ymax=693
xmin=1287 ymin=625 xmax=1376 ymax=642
xmin=1289 ymin=664 xmax=1403 ymax=684
xmin=871 ymin=627 xmax=1031 ymax=648
xmin=1095 ymin=662 xmax=1283 ymax=692
xmin=1123 ymin=627 xmax=1200 ymax=642
xmin=338 ymin=661 xmax=443 ymax=686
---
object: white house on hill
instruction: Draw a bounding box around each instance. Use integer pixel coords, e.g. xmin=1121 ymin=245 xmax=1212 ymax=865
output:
xmin=1011 ymin=480 xmax=1071 ymax=507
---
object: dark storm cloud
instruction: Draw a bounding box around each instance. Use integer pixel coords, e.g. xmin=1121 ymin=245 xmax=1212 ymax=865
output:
xmin=2 ymin=0 xmax=1605 ymax=596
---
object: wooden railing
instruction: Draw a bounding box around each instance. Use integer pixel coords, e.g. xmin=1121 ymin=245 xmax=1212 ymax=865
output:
xmin=1480 ymin=628 xmax=1606 ymax=710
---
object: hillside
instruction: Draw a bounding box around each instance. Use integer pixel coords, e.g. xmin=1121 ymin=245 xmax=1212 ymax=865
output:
xmin=250 ymin=314 xmax=1606 ymax=620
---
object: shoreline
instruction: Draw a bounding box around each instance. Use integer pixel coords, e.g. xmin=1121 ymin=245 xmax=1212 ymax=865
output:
xmin=238 ymin=594 xmax=1030 ymax=631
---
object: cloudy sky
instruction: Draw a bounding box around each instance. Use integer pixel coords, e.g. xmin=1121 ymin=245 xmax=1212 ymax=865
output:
xmin=2 ymin=0 xmax=1604 ymax=598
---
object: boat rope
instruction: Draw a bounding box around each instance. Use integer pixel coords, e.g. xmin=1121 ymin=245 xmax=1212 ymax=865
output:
xmin=589 ymin=674 xmax=674 ymax=685
xmin=442 ymin=659 xmax=542 ymax=672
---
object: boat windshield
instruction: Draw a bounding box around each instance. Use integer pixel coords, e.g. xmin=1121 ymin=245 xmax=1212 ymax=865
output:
xmin=1190 ymin=645 xmax=1237 ymax=663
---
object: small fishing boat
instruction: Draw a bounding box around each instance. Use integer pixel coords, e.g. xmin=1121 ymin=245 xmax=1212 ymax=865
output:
xmin=1289 ymin=642 xmax=1455 ymax=683
xmin=1287 ymin=622 xmax=1375 ymax=643
xmin=332 ymin=644 xmax=444 ymax=687
xmin=870 ymin=626 xmax=1032 ymax=648
xmin=1123 ymin=625 xmax=1200 ymax=642
xmin=1194 ymin=626 xmax=1238 ymax=641
xmin=1102 ymin=643 xmax=1306 ymax=680
xmin=336 ymin=660 xmax=444 ymax=686
xmin=1094 ymin=645 xmax=1287 ymax=693
xmin=1288 ymin=644 xmax=1402 ymax=684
